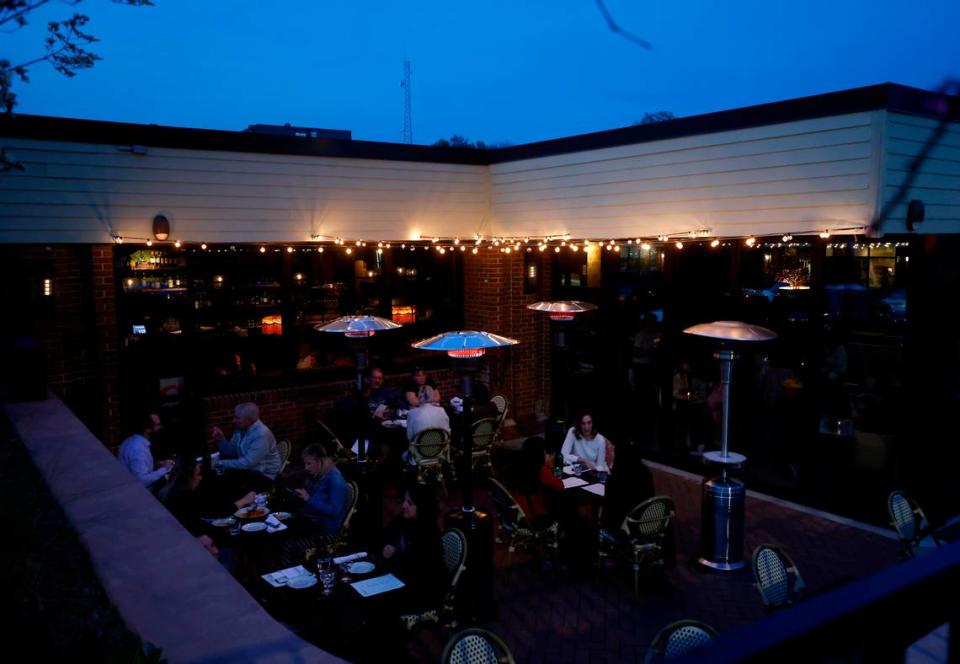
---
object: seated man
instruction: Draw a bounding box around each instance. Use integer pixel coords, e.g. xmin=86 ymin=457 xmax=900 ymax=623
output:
xmin=118 ymin=411 xmax=174 ymax=490
xmin=406 ymin=398 xmax=451 ymax=462
xmin=402 ymin=366 xmax=438 ymax=408
xmin=361 ymin=366 xmax=397 ymax=421
xmin=212 ymin=402 xmax=282 ymax=490
xmin=293 ymin=443 xmax=348 ymax=543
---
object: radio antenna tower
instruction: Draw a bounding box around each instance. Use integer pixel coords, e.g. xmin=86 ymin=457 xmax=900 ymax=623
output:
xmin=401 ymin=59 xmax=413 ymax=144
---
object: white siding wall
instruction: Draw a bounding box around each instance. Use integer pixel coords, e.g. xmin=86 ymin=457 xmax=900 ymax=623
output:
xmin=882 ymin=112 xmax=960 ymax=234
xmin=488 ymin=112 xmax=882 ymax=239
xmin=0 ymin=138 xmax=489 ymax=243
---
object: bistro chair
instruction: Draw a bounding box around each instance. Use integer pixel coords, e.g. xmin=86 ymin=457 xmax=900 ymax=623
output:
xmin=751 ymin=544 xmax=806 ymax=612
xmin=441 ymin=627 xmax=515 ymax=664
xmin=454 ymin=417 xmax=498 ymax=473
xmin=486 ymin=477 xmax=558 ymax=564
xmin=599 ymin=495 xmax=675 ymax=594
xmin=276 ymin=439 xmax=291 ymax=475
xmin=410 ymin=428 xmax=451 ymax=491
xmin=331 ymin=479 xmax=359 ymax=553
xmin=888 ymin=490 xmax=944 ymax=558
xmin=401 ymin=527 xmax=469 ymax=631
xmin=645 ymin=619 xmax=716 ymax=662
xmin=315 ymin=419 xmax=356 ymax=464
xmin=490 ymin=395 xmax=508 ymax=446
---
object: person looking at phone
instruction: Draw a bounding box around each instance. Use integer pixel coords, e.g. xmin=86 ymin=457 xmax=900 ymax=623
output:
xmin=292 ymin=443 xmax=348 ymax=544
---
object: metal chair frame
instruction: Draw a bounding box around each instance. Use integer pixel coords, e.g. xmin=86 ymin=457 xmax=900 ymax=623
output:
xmin=487 ymin=477 xmax=558 ymax=563
xmin=401 ymin=527 xmax=469 ymax=631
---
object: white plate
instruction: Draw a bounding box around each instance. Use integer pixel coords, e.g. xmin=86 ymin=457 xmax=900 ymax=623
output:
xmin=287 ymin=575 xmax=318 ymax=589
xmin=211 ymin=517 xmax=236 ymax=527
xmin=241 ymin=522 xmax=267 ymax=533
xmin=272 ymin=511 xmax=292 ymax=521
xmin=346 ymin=561 xmax=375 ymax=574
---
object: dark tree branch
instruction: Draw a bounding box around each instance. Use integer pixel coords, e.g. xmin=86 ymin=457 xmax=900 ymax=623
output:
xmin=594 ymin=0 xmax=652 ymax=50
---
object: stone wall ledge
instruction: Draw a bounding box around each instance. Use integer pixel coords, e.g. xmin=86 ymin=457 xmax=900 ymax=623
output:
xmin=4 ymin=393 xmax=341 ymax=664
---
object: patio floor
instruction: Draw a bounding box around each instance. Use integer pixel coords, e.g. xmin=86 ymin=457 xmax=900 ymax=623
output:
xmin=475 ymin=461 xmax=900 ymax=663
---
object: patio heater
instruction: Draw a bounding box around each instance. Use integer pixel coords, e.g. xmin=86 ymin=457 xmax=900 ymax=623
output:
xmin=527 ymin=300 xmax=597 ymax=439
xmin=683 ymin=320 xmax=777 ymax=571
xmin=316 ymin=315 xmax=402 ymax=463
xmin=412 ymin=330 xmax=519 ymax=616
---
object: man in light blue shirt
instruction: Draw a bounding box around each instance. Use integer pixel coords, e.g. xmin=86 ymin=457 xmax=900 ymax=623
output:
xmin=118 ymin=412 xmax=173 ymax=489
xmin=212 ymin=402 xmax=282 ymax=484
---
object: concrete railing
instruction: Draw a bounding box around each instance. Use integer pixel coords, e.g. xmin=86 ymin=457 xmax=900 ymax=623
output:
xmin=4 ymin=393 xmax=342 ymax=664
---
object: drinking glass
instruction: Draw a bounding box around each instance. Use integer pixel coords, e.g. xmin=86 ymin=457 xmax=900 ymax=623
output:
xmin=573 ymin=463 xmax=582 ymax=477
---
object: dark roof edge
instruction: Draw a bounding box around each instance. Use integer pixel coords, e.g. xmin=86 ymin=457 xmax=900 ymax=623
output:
xmin=1 ymin=83 xmax=956 ymax=166
xmin=490 ymin=83 xmax=960 ymax=163
xmin=0 ymin=115 xmax=490 ymax=166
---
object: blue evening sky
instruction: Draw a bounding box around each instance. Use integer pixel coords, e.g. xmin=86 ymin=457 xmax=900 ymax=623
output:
xmin=5 ymin=0 xmax=960 ymax=145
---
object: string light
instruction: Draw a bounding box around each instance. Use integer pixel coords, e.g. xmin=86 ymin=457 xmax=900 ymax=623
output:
xmin=200 ymin=243 xmax=207 ymax=250
xmin=174 ymin=240 xmax=182 ymax=248
xmin=259 ymin=246 xmax=266 ymax=253
xmin=782 ymin=235 xmax=793 ymax=242
xmin=114 ymin=235 xmax=123 ymax=245
xmin=745 ymin=237 xmax=756 ymax=247
xmin=819 ymin=230 xmax=831 ymax=239
xmin=146 ymin=239 xmax=152 ymax=247
xmin=710 ymin=239 xmax=720 ymax=248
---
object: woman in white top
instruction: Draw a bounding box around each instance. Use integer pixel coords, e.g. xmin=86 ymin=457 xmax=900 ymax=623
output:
xmin=561 ymin=412 xmax=611 ymax=472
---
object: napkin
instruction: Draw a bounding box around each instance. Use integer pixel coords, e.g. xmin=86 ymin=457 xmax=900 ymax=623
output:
xmin=351 ymin=573 xmax=405 ymax=597
xmin=261 ymin=565 xmax=310 ymax=588
xmin=562 ymin=477 xmax=588 ymax=489
xmin=265 ymin=514 xmax=288 ymax=534
xmin=582 ymin=483 xmax=606 ymax=497
xmin=334 ymin=552 xmax=367 ymax=565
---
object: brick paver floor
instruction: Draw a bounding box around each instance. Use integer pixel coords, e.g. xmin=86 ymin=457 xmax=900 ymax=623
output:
xmin=476 ymin=461 xmax=900 ymax=663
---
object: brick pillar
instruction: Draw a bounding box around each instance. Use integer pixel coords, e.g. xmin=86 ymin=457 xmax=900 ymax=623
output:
xmin=91 ymin=245 xmax=123 ymax=448
xmin=462 ymin=248 xmax=552 ymax=429
xmin=0 ymin=244 xmax=122 ymax=447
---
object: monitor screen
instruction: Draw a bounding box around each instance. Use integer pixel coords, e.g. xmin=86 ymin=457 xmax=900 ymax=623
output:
xmin=132 ymin=324 xmax=147 ymax=335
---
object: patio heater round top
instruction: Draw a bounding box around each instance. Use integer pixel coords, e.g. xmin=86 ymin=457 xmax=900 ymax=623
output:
xmin=683 ymin=320 xmax=777 ymax=343
xmin=412 ymin=330 xmax=519 ymax=358
xmin=527 ymin=300 xmax=597 ymax=321
xmin=315 ymin=315 xmax=402 ymax=338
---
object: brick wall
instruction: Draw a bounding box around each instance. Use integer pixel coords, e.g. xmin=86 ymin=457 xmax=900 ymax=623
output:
xmin=0 ymin=244 xmax=123 ymax=447
xmin=462 ymin=248 xmax=552 ymax=428
xmin=199 ymin=368 xmax=460 ymax=455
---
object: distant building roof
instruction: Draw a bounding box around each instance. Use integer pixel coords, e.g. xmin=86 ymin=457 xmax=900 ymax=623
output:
xmin=1 ymin=83 xmax=956 ymax=165
xmin=244 ymin=123 xmax=351 ymax=141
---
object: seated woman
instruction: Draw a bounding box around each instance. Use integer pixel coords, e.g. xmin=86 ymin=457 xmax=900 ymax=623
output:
xmin=381 ymin=484 xmax=446 ymax=612
xmin=511 ymin=436 xmax=564 ymax=523
xmin=402 ymin=366 xmax=438 ymax=408
xmin=293 ymin=443 xmax=348 ymax=544
xmin=561 ymin=412 xmax=612 ymax=472
xmin=159 ymin=458 xmax=256 ymax=557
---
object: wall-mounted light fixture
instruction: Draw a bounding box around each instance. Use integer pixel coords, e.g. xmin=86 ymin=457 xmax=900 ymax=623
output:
xmin=907 ymin=199 xmax=925 ymax=232
xmin=42 ymin=278 xmax=53 ymax=297
xmin=152 ymin=214 xmax=170 ymax=241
